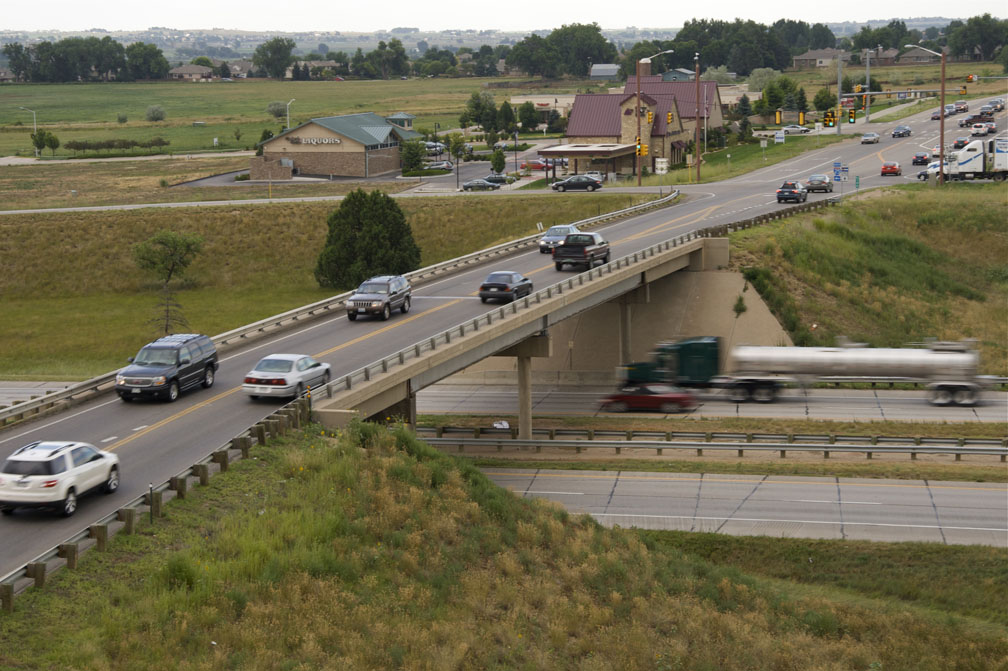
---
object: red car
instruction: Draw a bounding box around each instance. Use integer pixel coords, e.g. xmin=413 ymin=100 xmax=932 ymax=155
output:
xmin=520 ymin=159 xmax=548 ymax=170
xmin=880 ymin=162 xmax=901 ymax=176
xmin=600 ymin=383 xmax=697 ymax=413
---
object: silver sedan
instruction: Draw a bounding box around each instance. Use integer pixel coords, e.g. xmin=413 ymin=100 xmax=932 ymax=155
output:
xmin=242 ymin=354 xmax=331 ymax=400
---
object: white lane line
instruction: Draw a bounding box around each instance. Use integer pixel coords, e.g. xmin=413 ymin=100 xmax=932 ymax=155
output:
xmin=791 ymin=499 xmax=882 ymax=505
xmin=100 ymin=436 xmax=117 ymax=443
xmin=132 ymin=425 xmax=148 ymax=431
xmin=524 ymin=490 xmax=584 ymax=496
xmin=590 ymin=513 xmax=1005 ymax=532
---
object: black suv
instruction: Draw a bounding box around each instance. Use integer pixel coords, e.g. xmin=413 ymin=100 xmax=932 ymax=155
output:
xmin=346 ymin=275 xmax=412 ymax=321
xmin=115 ymin=334 xmax=219 ymax=402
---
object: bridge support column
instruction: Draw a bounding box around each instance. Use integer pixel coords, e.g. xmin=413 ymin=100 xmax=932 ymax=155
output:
xmin=517 ymin=355 xmax=532 ymax=440
xmin=619 ymin=300 xmax=632 ymax=365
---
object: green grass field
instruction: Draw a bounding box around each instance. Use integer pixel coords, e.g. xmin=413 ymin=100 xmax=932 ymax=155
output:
xmin=1 ymin=423 xmax=1004 ymax=670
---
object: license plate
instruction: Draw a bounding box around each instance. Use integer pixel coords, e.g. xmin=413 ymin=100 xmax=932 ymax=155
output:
xmin=16 ymin=480 xmax=30 ymax=488
xmin=489 ymin=288 xmax=498 ymax=291
xmin=357 ymin=308 xmax=365 ymax=313
xmin=131 ymin=388 xmax=141 ymax=394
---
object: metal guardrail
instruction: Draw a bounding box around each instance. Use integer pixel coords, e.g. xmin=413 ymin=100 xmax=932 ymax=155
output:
xmin=0 ymin=399 xmax=311 ymax=613
xmin=419 ymin=436 xmax=1008 ymax=462
xmin=0 ymin=192 xmax=678 ymax=428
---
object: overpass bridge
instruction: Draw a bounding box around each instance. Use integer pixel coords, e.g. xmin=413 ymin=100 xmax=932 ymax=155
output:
xmin=313 ymin=233 xmax=727 ymax=438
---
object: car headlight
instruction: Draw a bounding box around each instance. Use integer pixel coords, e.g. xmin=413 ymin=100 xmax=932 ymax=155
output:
xmin=153 ymin=376 xmax=166 ymax=385
xmin=116 ymin=374 xmax=125 ymax=385
xmin=370 ymin=301 xmax=382 ymax=307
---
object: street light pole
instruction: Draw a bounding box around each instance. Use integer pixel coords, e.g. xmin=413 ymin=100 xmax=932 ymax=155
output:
xmin=907 ymin=44 xmax=945 ymax=185
xmin=865 ymin=48 xmax=871 ymax=123
xmin=19 ymin=106 xmax=38 ymax=157
xmin=286 ymin=99 xmax=295 ymax=131
xmin=694 ymin=53 xmax=700 ymax=183
xmin=635 ymin=49 xmax=673 ymax=187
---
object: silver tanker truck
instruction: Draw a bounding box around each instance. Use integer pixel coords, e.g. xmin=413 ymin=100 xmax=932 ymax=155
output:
xmin=622 ymin=337 xmax=986 ymax=406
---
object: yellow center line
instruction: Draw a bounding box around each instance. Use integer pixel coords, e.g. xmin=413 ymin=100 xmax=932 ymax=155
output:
xmin=484 ymin=470 xmax=1006 ymax=492
xmin=108 ymin=299 xmax=464 ymax=452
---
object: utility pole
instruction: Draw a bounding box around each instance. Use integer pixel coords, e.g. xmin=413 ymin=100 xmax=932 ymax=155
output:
xmin=836 ymin=55 xmax=842 ymax=135
xmin=694 ymin=53 xmax=701 ymax=183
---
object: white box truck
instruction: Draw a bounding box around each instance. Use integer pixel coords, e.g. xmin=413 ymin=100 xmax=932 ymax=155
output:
xmin=946 ymin=137 xmax=1008 ymax=181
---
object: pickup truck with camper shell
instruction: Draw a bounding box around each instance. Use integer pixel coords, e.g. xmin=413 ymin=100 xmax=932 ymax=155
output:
xmin=552 ymin=232 xmax=610 ymax=271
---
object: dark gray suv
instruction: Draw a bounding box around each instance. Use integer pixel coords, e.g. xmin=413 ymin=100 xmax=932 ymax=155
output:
xmin=115 ymin=334 xmax=219 ymax=402
xmin=346 ymin=275 xmax=412 ymax=321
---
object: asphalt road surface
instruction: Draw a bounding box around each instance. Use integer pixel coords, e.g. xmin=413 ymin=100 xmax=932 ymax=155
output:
xmin=484 ymin=468 xmax=1008 ymax=546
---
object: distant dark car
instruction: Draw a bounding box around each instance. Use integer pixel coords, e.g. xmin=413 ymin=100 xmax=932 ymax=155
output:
xmin=880 ymin=161 xmax=902 ymax=176
xmin=600 ymin=383 xmax=698 ymax=413
xmin=115 ymin=334 xmax=218 ymax=403
xmin=776 ymin=181 xmax=807 ymax=203
xmin=462 ymin=178 xmax=501 ymax=191
xmin=538 ymin=224 xmax=581 ymax=254
xmin=804 ymin=174 xmax=833 ymax=193
xmin=931 ymin=109 xmax=946 ymax=120
xmin=551 ymin=175 xmax=602 ymax=192
xmin=781 ymin=124 xmax=811 ymax=134
xmin=484 ymin=173 xmax=515 ymax=185
xmin=346 ymin=275 xmax=411 ymax=321
xmin=951 ymin=137 xmax=970 ymax=150
xmin=891 ymin=125 xmax=911 ymax=138
xmin=478 ymin=271 xmax=533 ymax=303
xmin=911 ymin=152 xmax=930 ymax=165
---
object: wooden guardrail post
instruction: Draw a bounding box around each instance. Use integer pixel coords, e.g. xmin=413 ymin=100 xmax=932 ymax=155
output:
xmin=823 ymin=450 xmax=830 ymax=459
xmin=239 ymin=436 xmax=252 ymax=458
xmin=212 ymin=449 xmax=229 ymax=473
xmin=149 ymin=491 xmax=163 ymax=518
xmin=27 ymin=562 xmax=46 ymax=589
xmin=118 ymin=508 xmax=136 ymax=534
xmin=254 ymin=423 xmax=267 ymax=445
xmin=780 ymin=449 xmax=786 ymax=459
xmin=194 ymin=463 xmax=210 ymax=486
xmin=1 ymin=583 xmax=13 ymax=612
xmin=89 ymin=524 xmax=108 ymax=551
xmin=58 ymin=543 xmax=78 ymax=570
xmin=170 ymin=476 xmax=187 ymax=499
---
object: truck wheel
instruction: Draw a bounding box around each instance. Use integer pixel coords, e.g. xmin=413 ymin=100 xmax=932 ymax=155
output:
xmin=752 ymin=385 xmax=777 ymax=403
xmin=555 ymin=262 xmax=563 ymax=271
xmin=729 ymin=386 xmax=751 ymax=403
xmin=929 ymin=387 xmax=953 ymax=406
xmin=952 ymin=387 xmax=976 ymax=406
xmin=347 ymin=312 xmax=357 ymax=321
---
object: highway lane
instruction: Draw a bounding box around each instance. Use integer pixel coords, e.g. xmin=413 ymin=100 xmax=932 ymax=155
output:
xmin=416 ymin=385 xmax=1008 ymax=423
xmin=2 ymin=102 xmax=1003 ymax=576
xmin=484 ymin=469 xmax=1008 ymax=546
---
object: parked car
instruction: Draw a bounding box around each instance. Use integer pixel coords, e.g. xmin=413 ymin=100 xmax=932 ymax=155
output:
xmin=911 ymin=152 xmax=930 ymax=165
xmin=891 ymin=125 xmax=911 ymax=138
xmin=860 ymin=132 xmax=880 ymax=144
xmin=551 ymin=175 xmax=602 ymax=192
xmin=484 ymin=173 xmax=515 ymax=185
xmin=520 ymin=159 xmax=548 ymax=170
xmin=880 ymin=161 xmax=902 ymax=176
xmin=599 ymin=383 xmax=698 ymax=413
xmin=426 ymin=160 xmax=453 ymax=171
xmin=242 ymin=354 xmax=331 ymax=400
xmin=424 ymin=141 xmax=446 ymax=156
xmin=782 ymin=124 xmax=811 ymax=134
xmin=584 ymin=171 xmax=605 ymax=182
xmin=478 ymin=271 xmax=533 ymax=303
xmin=952 ymin=137 xmax=970 ymax=150
xmin=346 ymin=275 xmax=411 ymax=321
xmin=462 ymin=178 xmax=501 ymax=191
xmin=115 ymin=333 xmax=218 ymax=403
xmin=538 ymin=224 xmax=581 ymax=253
xmin=804 ymin=174 xmax=833 ymax=193
xmin=972 ymin=123 xmax=988 ymax=136
xmin=776 ymin=180 xmax=807 ymax=203
xmin=0 ymin=441 xmax=120 ymax=517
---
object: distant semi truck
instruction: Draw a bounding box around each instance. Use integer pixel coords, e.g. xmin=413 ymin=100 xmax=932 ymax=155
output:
xmin=945 ymin=137 xmax=1007 ymax=181
xmin=621 ymin=336 xmax=985 ymax=406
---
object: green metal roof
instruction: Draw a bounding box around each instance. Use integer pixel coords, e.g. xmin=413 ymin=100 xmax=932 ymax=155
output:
xmin=266 ymin=113 xmax=421 ymax=148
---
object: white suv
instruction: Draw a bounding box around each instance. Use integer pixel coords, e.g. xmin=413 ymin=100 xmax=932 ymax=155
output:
xmin=0 ymin=441 xmax=120 ymax=517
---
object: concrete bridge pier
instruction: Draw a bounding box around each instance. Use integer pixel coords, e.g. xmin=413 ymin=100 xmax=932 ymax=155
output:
xmin=619 ymin=285 xmax=651 ymax=365
xmin=493 ymin=333 xmax=552 ymax=438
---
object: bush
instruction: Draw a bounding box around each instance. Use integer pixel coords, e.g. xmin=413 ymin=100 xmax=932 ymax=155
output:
xmin=145 ymin=105 xmax=166 ymax=122
xmin=266 ymin=101 xmax=286 ymax=119
xmin=117 ymin=113 xmax=128 ymax=124
xmin=234 ymin=173 xmax=250 ymax=181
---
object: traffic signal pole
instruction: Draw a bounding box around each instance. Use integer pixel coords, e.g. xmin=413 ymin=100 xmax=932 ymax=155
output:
xmin=836 ymin=55 xmax=842 ymax=135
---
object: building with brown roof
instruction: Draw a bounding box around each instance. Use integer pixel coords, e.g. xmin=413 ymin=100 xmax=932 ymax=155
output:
xmin=792 ymin=48 xmax=850 ymax=69
xmin=168 ymin=64 xmax=215 ymax=80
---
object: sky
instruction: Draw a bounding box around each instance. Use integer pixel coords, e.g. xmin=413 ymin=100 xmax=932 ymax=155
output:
xmin=4 ymin=1 xmax=1004 ymax=33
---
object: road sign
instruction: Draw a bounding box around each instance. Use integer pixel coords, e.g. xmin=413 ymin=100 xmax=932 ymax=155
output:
xmin=774 ymin=131 xmax=785 ymax=144
xmin=897 ymin=92 xmax=907 ymax=100
xmin=855 ymin=176 xmax=860 ymax=188
xmin=760 ymin=139 xmax=768 ymax=148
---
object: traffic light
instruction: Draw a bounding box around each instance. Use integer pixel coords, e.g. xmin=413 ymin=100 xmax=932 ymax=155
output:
xmin=642 ymin=144 xmax=649 ymax=156
xmin=960 ymin=86 xmax=967 ymax=95
xmin=886 ymin=88 xmax=891 ymax=99
xmin=647 ymin=110 xmax=653 ymax=124
xmin=862 ymin=95 xmax=867 ymax=110
xmin=666 ymin=111 xmax=672 ymax=124
xmin=855 ymin=84 xmax=862 ymax=93
xmin=848 ymin=109 xmax=856 ymax=123
xmin=966 ymin=74 xmax=975 ymax=82
xmin=635 ymin=135 xmax=641 ymax=155
xmin=774 ymin=109 xmax=782 ymax=124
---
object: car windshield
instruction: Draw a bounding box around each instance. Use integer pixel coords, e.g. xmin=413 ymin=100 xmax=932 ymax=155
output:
xmin=254 ymin=358 xmax=294 ymax=373
xmin=132 ymin=347 xmax=177 ymax=366
xmin=781 ymin=182 xmax=797 ymax=188
xmin=357 ymin=283 xmax=388 ymax=294
xmin=545 ymin=227 xmax=571 ymax=236
xmin=486 ymin=273 xmax=513 ymax=283
xmin=2 ymin=459 xmax=58 ymax=476
xmin=809 ymin=175 xmax=826 ymax=181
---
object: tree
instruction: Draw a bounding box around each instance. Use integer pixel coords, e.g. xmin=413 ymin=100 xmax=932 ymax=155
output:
xmin=545 ymin=23 xmax=616 ymax=78
xmin=146 ymin=105 xmax=166 ymax=122
xmin=498 ymin=101 xmax=516 ymax=134
xmin=253 ymin=37 xmax=296 ymax=79
xmin=266 ymin=101 xmax=287 ymax=119
xmin=400 ymin=139 xmax=425 ymax=173
xmin=736 ymin=117 xmax=752 ymax=143
xmin=448 ymin=133 xmax=466 ymax=189
xmin=255 ymin=129 xmax=274 ymax=156
xmin=218 ymin=61 xmax=231 ymax=78
xmin=314 ymin=190 xmax=420 ymax=289
xmin=746 ymin=68 xmax=782 ymax=92
xmin=702 ymin=65 xmax=735 ymax=84
xmin=190 ymin=56 xmax=214 ymax=67
xmin=44 ymin=132 xmax=60 ymax=156
xmin=233 ymin=127 xmax=243 ymax=143
xmin=490 ymin=149 xmax=505 ymax=175
xmin=30 ymin=130 xmax=51 ymax=156
xmin=133 ymin=230 xmax=204 ymax=335
xmin=518 ymin=101 xmax=538 ymax=131
xmin=737 ymin=94 xmax=752 ymax=117
xmin=813 ymin=88 xmax=834 ymax=112
xmin=124 ymin=42 xmax=169 ymax=80
xmin=506 ymin=34 xmax=561 ymax=78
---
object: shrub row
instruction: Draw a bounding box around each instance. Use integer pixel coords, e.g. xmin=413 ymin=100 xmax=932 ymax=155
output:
xmin=64 ymin=137 xmax=170 ymax=155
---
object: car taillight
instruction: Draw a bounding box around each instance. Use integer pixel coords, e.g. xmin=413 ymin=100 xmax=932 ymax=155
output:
xmin=245 ymin=376 xmax=287 ymax=385
xmin=41 ymin=479 xmax=60 ymax=488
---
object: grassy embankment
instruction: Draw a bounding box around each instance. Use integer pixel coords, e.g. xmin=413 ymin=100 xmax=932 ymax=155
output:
xmin=0 ymin=77 xmax=594 ymax=158
xmin=0 ymin=422 xmax=1004 ymax=670
xmin=0 ymin=193 xmax=655 ymax=379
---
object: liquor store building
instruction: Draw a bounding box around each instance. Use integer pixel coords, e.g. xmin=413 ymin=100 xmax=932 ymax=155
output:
xmin=250 ymin=112 xmax=421 ymax=180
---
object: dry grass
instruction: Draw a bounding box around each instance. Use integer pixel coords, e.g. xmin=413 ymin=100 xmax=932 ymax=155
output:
xmin=1 ymin=422 xmax=1004 ymax=670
